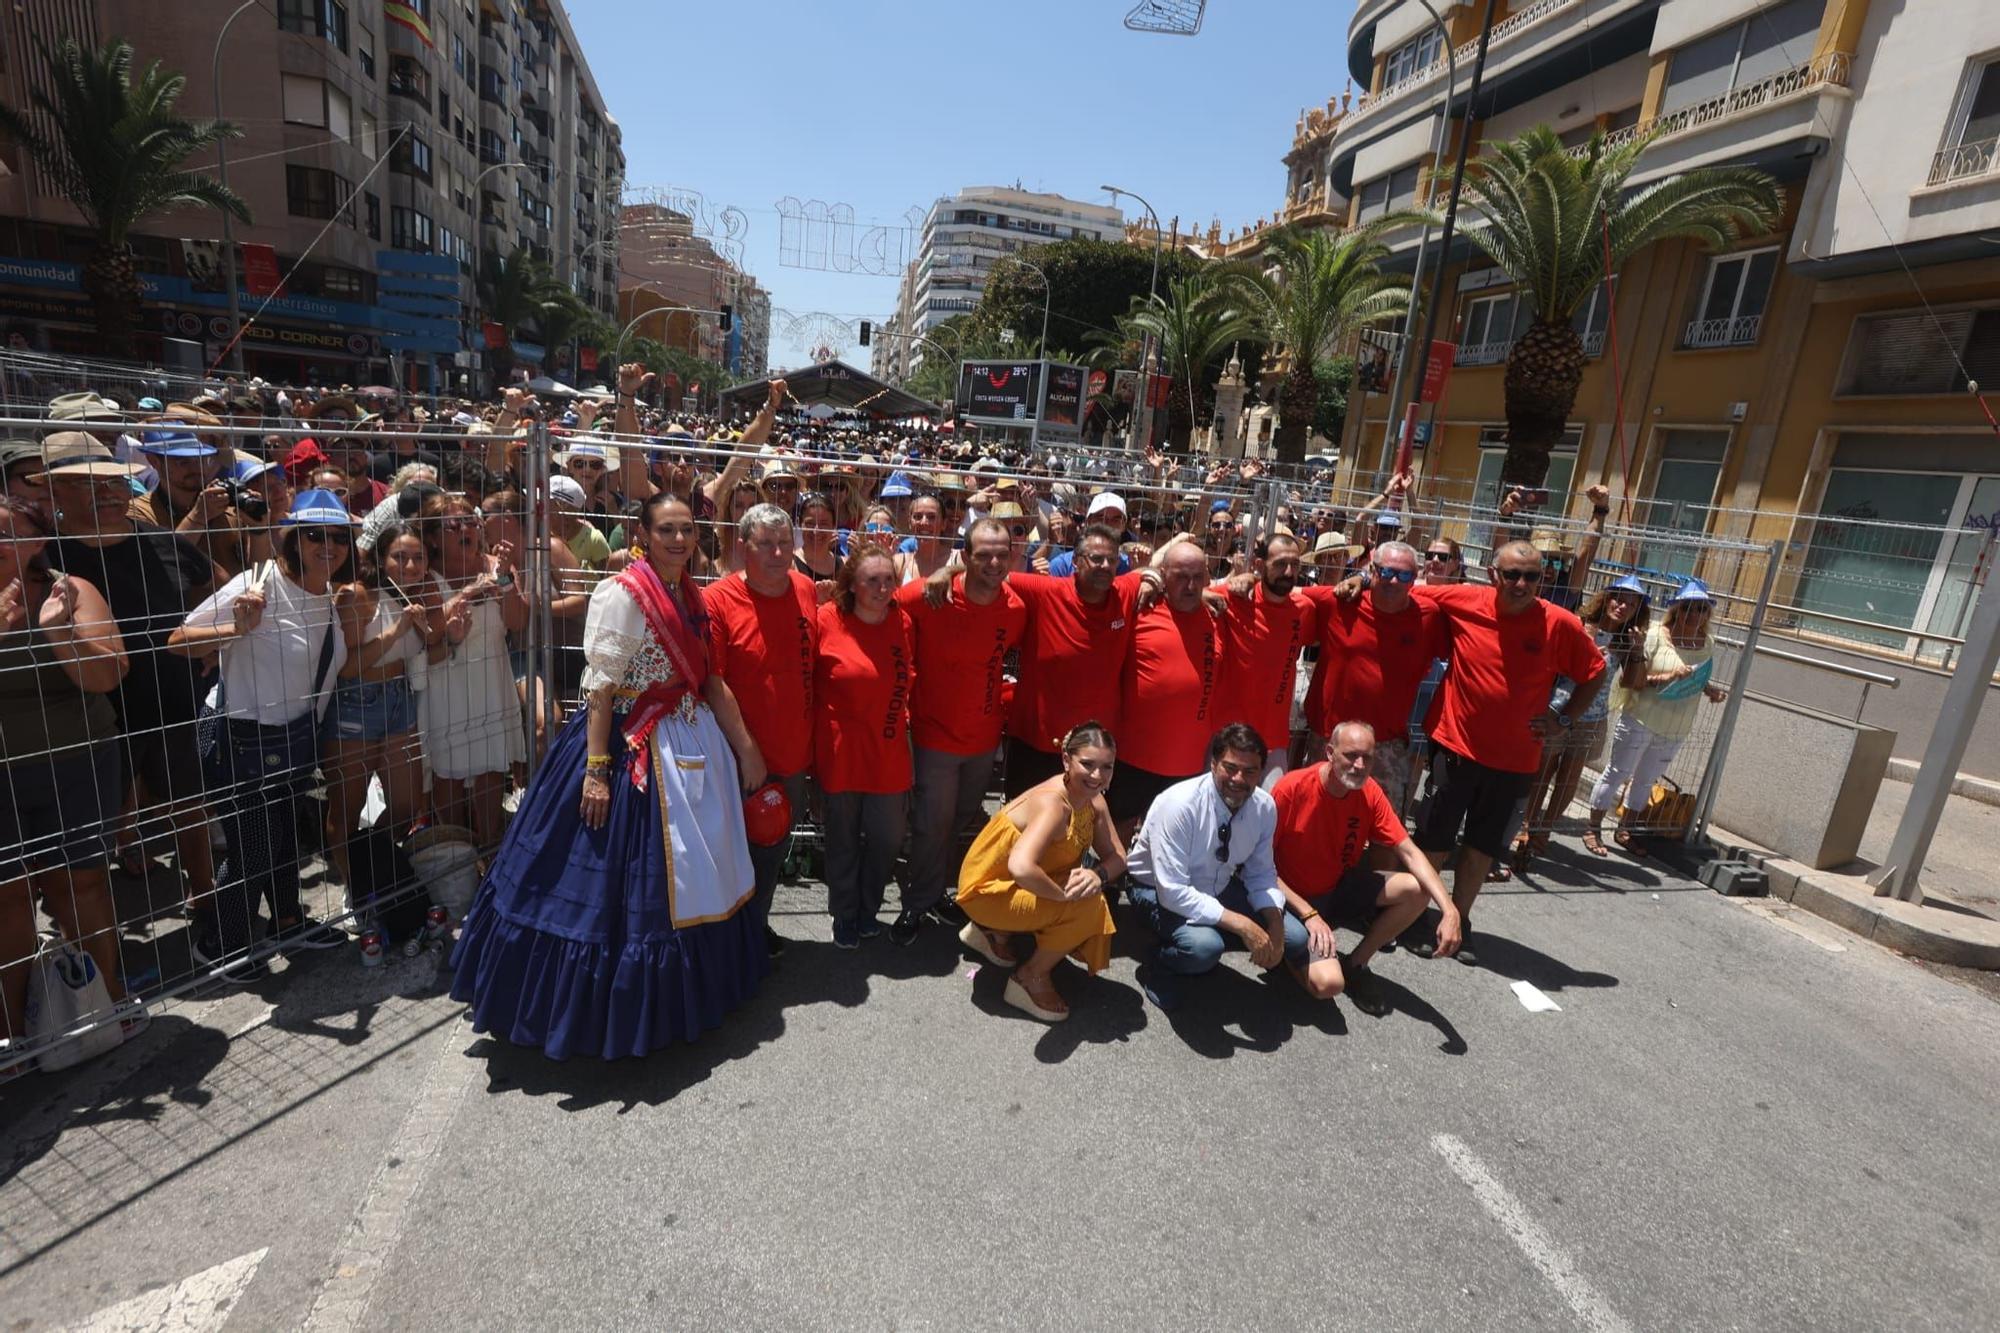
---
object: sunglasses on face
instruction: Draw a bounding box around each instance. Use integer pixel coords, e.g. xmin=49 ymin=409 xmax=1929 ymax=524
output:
xmin=1372 ymin=564 xmax=1417 ymax=584
xmin=301 ymin=527 xmax=351 ymax=546
xmin=862 ymin=522 xmax=894 ymax=534
xmin=570 ymin=460 xmax=606 ymax=472
xmin=1425 ymin=550 xmax=1456 ymax=563
xmin=1496 ymin=567 xmax=1542 ymax=584
xmin=441 ymin=515 xmax=480 ymax=530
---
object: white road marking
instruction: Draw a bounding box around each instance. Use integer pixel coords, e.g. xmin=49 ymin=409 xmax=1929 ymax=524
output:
xmin=63 ymin=1246 xmax=268 ymax=1332
xmin=1511 ymin=980 xmax=1563 ymax=1013
xmin=300 ymin=1015 xmax=477 ymax=1332
xmin=228 ymin=1004 xmax=278 ymax=1039
xmin=1431 ymin=1133 xmax=1633 ymax=1333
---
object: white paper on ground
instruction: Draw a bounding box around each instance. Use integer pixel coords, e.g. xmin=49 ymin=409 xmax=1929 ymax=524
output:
xmin=1511 ymin=980 xmax=1562 ymax=1013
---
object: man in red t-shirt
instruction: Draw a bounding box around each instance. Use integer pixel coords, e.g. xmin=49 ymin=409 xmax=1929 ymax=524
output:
xmin=1412 ymin=540 xmax=1606 ymax=965
xmin=1299 ymin=538 xmax=1442 ymax=816
xmin=706 ymin=502 xmax=818 ymax=958
xmin=999 ymin=523 xmax=1142 ymax=798
xmin=1115 ymin=537 xmax=1223 ymax=836
xmin=891 ymin=517 xmax=1026 ymax=944
xmin=1271 ymin=721 xmax=1460 ymax=1014
xmin=1213 ymin=531 xmax=1314 ymax=788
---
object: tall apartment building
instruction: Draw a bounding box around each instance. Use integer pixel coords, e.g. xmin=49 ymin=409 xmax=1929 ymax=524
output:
xmin=883 ymin=186 xmax=1123 ymax=378
xmin=616 ymin=201 xmax=769 ymax=377
xmin=1299 ymin=0 xmax=1999 ymax=658
xmin=0 ymin=0 xmax=623 ymax=389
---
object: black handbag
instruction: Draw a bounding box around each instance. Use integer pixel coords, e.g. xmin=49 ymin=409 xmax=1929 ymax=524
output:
xmin=199 ymin=609 xmax=338 ymax=789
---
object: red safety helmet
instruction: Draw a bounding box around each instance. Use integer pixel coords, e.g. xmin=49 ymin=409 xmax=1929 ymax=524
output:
xmin=742 ymin=779 xmax=793 ymax=847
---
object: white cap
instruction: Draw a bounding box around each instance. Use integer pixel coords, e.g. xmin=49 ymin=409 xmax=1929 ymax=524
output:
xmin=547 ymin=475 xmax=587 ymax=507
xmin=1086 ymin=491 xmax=1128 ymax=518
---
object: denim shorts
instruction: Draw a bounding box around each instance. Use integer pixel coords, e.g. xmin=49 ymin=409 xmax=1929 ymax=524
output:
xmin=0 ymin=741 xmax=120 ymax=879
xmin=324 ymin=676 xmax=418 ymax=743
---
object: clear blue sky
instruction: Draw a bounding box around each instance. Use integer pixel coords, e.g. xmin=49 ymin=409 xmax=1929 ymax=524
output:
xmin=568 ymin=0 xmax=1359 ymax=371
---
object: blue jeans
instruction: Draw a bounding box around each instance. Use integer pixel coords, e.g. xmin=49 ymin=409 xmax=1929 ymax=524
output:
xmin=1130 ymin=878 xmax=1309 ymax=976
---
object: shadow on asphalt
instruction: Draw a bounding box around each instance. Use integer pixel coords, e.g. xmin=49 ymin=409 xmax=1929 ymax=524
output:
xmin=963 ymin=962 xmax=1150 ymax=1061
xmin=1468 ymin=931 xmax=1618 ymax=993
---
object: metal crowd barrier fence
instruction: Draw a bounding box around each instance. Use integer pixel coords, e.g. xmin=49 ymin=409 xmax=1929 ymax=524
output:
xmin=0 ymin=417 xmax=559 ymax=1079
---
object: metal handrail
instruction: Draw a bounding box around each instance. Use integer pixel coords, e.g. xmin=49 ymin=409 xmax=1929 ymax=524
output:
xmin=1714 ymin=634 xmax=1900 ymax=687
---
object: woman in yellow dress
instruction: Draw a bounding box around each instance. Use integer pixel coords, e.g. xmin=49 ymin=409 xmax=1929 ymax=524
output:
xmin=955 ymin=723 xmax=1126 ymax=1023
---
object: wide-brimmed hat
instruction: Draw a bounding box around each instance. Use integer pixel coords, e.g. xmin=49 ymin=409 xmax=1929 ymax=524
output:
xmin=1528 ymin=525 xmax=1572 ymax=555
xmin=760 ymin=458 xmax=802 ymax=484
xmin=556 ymin=441 xmax=619 ymax=468
xmin=1607 ymin=574 xmax=1648 ymax=602
xmin=1670 ymin=577 xmax=1714 ymax=605
xmin=47 ymin=392 xmax=123 ymax=424
xmin=229 ymin=456 xmax=280 ymax=484
xmin=1307 ymin=530 xmax=1362 ymax=565
xmin=929 ymin=471 xmax=969 ymax=494
xmin=880 ymin=470 xmax=915 ymax=499
xmin=0 ymin=438 xmax=42 ymax=472
xmin=136 ymin=427 xmax=217 ymax=458
xmin=283 ymin=487 xmax=362 ymax=526
xmin=990 ymin=500 xmax=1027 ymax=522
xmin=32 ymin=431 xmax=145 ymax=480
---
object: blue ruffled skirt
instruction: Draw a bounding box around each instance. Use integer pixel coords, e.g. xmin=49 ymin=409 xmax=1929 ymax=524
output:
xmin=449 ymin=703 xmax=768 ymax=1060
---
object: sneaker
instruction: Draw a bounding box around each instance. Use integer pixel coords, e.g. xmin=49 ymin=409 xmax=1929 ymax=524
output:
xmin=856 ymin=916 xmax=883 ymax=941
xmin=888 ymin=908 xmax=926 ymax=947
xmin=764 ymin=925 xmax=787 ymax=959
xmin=931 ymin=898 xmax=966 ymax=926
xmin=1343 ymin=963 xmax=1392 ymax=1018
xmin=1455 ymin=938 xmax=1479 ymax=968
xmin=191 ymin=929 xmax=270 ymax=982
xmin=275 ymin=915 xmax=343 ymax=951
xmin=1137 ymin=960 xmax=1182 ymax=1014
xmin=832 ymin=918 xmax=860 ymax=950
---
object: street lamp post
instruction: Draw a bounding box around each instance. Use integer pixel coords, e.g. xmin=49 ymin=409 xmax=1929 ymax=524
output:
xmin=1104 ymin=184 xmax=1162 ymax=452
xmin=212 ymin=0 xmax=261 ymax=377
xmin=472 ymin=160 xmax=528 ymax=393
xmin=1011 ymin=255 xmax=1053 ymax=453
xmin=1374 ymin=0 xmax=1457 ymax=489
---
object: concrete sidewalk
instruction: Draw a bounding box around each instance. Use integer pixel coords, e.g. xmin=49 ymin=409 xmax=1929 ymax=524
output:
xmin=1705 ymin=780 xmax=2000 ymax=970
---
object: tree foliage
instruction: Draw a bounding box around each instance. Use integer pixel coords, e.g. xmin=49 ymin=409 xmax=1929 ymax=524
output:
xmin=0 ymin=37 xmax=249 ymax=356
xmin=1458 ymin=125 xmax=1781 ymax=485
xmin=974 ymin=236 xmax=1204 ymax=364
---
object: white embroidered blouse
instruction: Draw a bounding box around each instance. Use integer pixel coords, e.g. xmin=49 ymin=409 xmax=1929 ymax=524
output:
xmin=579 ymin=578 xmax=687 ymax=696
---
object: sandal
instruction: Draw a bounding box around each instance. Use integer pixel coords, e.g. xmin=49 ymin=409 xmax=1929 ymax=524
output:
xmin=1614 ymin=828 xmax=1647 ymax=857
xmin=1487 ymin=862 xmax=1513 ymax=883
xmin=1004 ymin=974 xmax=1068 ymax=1023
xmin=1582 ymin=830 xmax=1610 ymax=857
xmin=957 ymin=921 xmax=1016 ymax=968
xmin=1509 ymin=835 xmax=1533 ymax=876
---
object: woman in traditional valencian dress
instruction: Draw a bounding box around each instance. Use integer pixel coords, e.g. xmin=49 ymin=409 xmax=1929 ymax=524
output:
xmin=451 ymin=492 xmax=771 ymax=1060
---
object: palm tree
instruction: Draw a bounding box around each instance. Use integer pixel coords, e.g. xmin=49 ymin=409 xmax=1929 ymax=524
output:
xmin=1112 ymin=266 xmax=1262 ymax=449
xmin=1247 ymin=221 xmax=1412 ymax=464
xmin=1460 ymin=125 xmax=1782 ymax=486
xmin=0 ymin=38 xmax=248 ymax=358
xmin=476 ymin=246 xmax=562 ymax=387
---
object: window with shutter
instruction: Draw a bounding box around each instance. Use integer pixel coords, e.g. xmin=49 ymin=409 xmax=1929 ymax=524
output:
xmin=1841 ymin=309 xmax=1984 ymax=396
xmin=281 ymin=74 xmax=326 ymax=127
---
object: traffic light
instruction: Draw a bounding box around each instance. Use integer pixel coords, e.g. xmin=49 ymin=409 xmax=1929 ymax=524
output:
xmin=719 ymin=303 xmax=733 ymax=331
xmin=859 ymin=320 xmax=872 ymax=346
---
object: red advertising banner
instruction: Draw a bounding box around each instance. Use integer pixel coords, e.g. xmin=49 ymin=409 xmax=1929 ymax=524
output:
xmin=1087 ymin=368 xmax=1108 ymax=398
xmin=482 ymin=321 xmax=507 ymax=349
xmin=1420 ymin=340 xmax=1456 ymax=405
xmin=578 ymin=346 xmax=598 ymax=372
xmin=242 ymin=243 xmax=282 ymax=297
xmin=1146 ymin=372 xmax=1172 ymax=408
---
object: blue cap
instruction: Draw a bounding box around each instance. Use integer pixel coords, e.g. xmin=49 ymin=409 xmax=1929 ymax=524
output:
xmin=1375 ymin=511 xmax=1403 ymax=528
xmin=1671 ymin=577 xmax=1713 ymax=604
xmin=230 ymin=456 xmax=279 ymax=484
xmin=283 ymin=487 xmax=359 ymax=526
xmin=137 ymin=396 xmax=164 ymax=412
xmin=1210 ymin=499 xmax=1233 ymax=514
xmin=880 ymin=470 xmax=914 ymax=498
xmin=136 ymin=427 xmax=216 ymax=457
xmin=1608 ymin=574 xmax=1648 ymax=600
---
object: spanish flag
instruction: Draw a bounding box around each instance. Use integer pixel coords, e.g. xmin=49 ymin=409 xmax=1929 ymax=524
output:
xmin=384 ymin=1 xmax=434 ymax=48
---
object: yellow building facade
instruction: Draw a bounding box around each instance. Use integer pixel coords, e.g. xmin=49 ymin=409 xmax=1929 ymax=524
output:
xmin=1298 ymin=0 xmax=2000 ymax=656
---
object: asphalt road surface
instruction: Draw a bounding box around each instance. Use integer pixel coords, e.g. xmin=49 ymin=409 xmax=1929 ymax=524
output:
xmin=4 ymin=841 xmax=1997 ymax=1331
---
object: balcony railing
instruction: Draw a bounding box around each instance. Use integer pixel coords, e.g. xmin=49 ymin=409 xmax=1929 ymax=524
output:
xmin=1455 ymin=338 xmax=1513 ymax=367
xmin=1354 ymin=0 xmax=1582 ymax=118
xmin=1684 ymin=314 xmax=1762 ymax=348
xmin=1573 ymin=52 xmax=1852 ymax=158
xmin=1928 ymin=134 xmax=2000 ymax=187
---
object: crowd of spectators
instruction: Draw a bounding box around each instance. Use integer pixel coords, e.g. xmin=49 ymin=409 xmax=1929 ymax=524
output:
xmin=0 ymin=361 xmax=1727 ymax=1064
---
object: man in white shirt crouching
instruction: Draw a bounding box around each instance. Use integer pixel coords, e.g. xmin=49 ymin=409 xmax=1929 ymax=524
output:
xmin=1126 ymin=723 xmax=1309 ymax=1012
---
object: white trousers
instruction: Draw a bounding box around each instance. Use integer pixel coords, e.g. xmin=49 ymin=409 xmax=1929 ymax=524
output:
xmin=1588 ymin=712 xmax=1683 ymax=815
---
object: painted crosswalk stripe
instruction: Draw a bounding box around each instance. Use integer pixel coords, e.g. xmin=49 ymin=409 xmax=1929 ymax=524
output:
xmin=1432 ymin=1133 xmax=1631 ymax=1333
xmin=64 ymin=1247 xmax=267 ymax=1332
xmin=1512 ymin=980 xmax=1562 ymax=1012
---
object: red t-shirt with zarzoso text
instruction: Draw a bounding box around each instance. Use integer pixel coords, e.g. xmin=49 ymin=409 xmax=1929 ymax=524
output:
xmin=1118 ymin=600 xmax=1223 ymax=777
xmin=705 ymin=570 xmax=817 ymax=777
xmin=812 ymin=601 xmax=914 ymax=794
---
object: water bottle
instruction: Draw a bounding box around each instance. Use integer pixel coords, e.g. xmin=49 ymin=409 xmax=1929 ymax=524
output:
xmin=359 ymin=929 xmax=385 ymax=968
xmin=422 ymin=905 xmax=450 ymax=948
